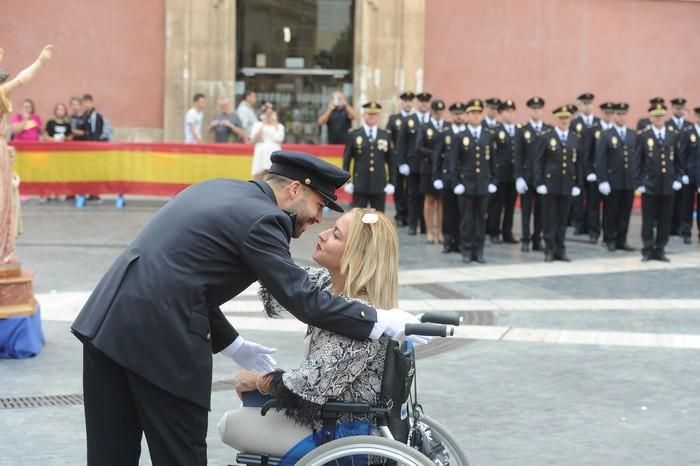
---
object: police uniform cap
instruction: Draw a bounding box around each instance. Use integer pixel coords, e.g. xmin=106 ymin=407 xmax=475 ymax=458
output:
xmin=268 ymin=151 xmax=350 ymax=212
xmin=416 ymin=92 xmax=432 ymax=102
xmin=526 ymin=96 xmax=545 ymax=109
xmin=449 ymin=102 xmax=466 ymax=113
xmin=577 ymin=93 xmax=595 ymax=103
xmin=615 ymin=102 xmax=630 ymax=113
xmin=485 ymin=98 xmax=501 ymax=108
xmin=648 ymin=102 xmax=667 ymax=116
xmin=362 ymin=101 xmax=382 ymax=114
xmin=671 ymin=98 xmax=687 ymax=107
xmin=649 ymin=97 xmax=665 ymax=105
xmin=552 ymin=105 xmax=573 ymax=118
xmin=431 ymin=99 xmax=446 ymax=111
xmin=399 ymin=91 xmax=415 ymax=101
xmin=694 ymin=107 xmax=700 ymax=115
xmin=465 ymin=99 xmax=484 ymax=113
xmin=600 ymin=102 xmax=615 ymax=112
xmin=498 ymin=99 xmax=516 ymax=111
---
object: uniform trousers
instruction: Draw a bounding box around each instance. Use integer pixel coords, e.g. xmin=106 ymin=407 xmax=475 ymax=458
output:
xmin=520 ymin=190 xmax=542 ymax=243
xmin=680 ymin=182 xmax=700 ymax=238
xmin=406 ymin=172 xmax=424 ymax=230
xmin=542 ymin=194 xmax=572 ymax=255
xmin=602 ymin=190 xmax=634 ymax=247
xmin=82 ymin=342 xmax=208 ymax=466
xmin=393 ymin=169 xmax=409 ymax=222
xmin=585 ymin=180 xmax=602 ymax=239
xmin=671 ymin=190 xmax=683 ymax=235
xmin=458 ymin=195 xmax=488 ymax=257
xmin=442 ymin=190 xmax=461 ymax=250
xmin=641 ymin=194 xmax=674 ymax=255
xmin=352 ymin=192 xmax=386 ymax=212
xmin=487 ymin=181 xmax=516 ymax=238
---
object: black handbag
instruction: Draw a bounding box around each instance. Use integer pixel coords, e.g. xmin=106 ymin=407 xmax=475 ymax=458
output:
xmin=380 ymin=340 xmax=415 ymax=443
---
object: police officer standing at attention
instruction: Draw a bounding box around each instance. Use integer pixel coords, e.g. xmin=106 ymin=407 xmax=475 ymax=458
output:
xmin=71 ymin=151 xmax=419 ymax=465
xmin=569 ymin=93 xmax=599 ymax=239
xmin=595 ymin=103 xmax=638 ymax=252
xmin=483 ymin=98 xmax=501 ymax=128
xmin=636 ymin=102 xmax=684 ymax=262
xmin=488 ymin=99 xmax=519 ymax=244
xmin=515 ymin=96 xmax=551 ymax=252
xmin=534 ymin=105 xmax=583 ymax=262
xmin=678 ymin=106 xmax=700 ymax=243
xmin=386 ymin=92 xmax=415 ymax=226
xmin=343 ymin=102 xmax=395 ymax=212
xmin=433 ymin=102 xmax=467 ymax=253
xmin=667 ymin=98 xmax=692 ymax=237
xmin=451 ymin=99 xmax=497 ymax=263
xmin=637 ymin=97 xmax=665 ymax=131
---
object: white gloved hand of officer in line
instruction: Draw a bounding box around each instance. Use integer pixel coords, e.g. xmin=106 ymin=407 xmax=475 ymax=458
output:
xmin=598 ymin=181 xmax=612 ymax=196
xmin=384 ymin=183 xmax=395 ymax=195
xmin=398 ymin=164 xmax=411 ymax=176
xmin=586 ymin=173 xmax=597 ymax=182
xmin=637 ymin=186 xmax=646 ymax=194
xmin=343 ymin=183 xmax=354 ymax=194
xmin=536 ymin=185 xmax=548 ymax=195
xmin=571 ymin=186 xmax=582 ymax=197
xmin=370 ymin=309 xmax=430 ymax=345
xmin=433 ymin=179 xmax=445 ymax=191
xmin=488 ymin=184 xmax=498 ymax=194
xmin=222 ymin=336 xmax=277 ymax=372
xmin=515 ymin=177 xmax=528 ymax=194
xmin=682 ymin=175 xmax=690 ymax=185
xmin=453 ymin=184 xmax=466 ymax=195
xmin=673 ymin=181 xmax=683 ymax=191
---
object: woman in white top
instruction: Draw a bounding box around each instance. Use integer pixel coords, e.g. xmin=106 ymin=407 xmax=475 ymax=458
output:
xmin=251 ymin=103 xmax=285 ymax=180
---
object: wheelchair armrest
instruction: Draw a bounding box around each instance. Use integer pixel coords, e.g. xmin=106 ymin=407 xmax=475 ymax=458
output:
xmin=321 ymin=401 xmax=372 ymax=416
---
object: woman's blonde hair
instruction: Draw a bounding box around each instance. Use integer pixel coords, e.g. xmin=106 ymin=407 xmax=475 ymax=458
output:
xmin=339 ymin=208 xmax=399 ymax=309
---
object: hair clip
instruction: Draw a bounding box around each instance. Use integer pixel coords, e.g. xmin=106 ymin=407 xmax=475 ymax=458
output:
xmin=361 ymin=213 xmax=379 ymax=224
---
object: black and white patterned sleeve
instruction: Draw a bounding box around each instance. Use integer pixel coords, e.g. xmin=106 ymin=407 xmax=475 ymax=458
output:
xmin=257 ymin=267 xmax=332 ymax=317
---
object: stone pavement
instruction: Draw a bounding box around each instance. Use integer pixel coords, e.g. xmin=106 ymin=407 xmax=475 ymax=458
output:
xmin=1 ymin=197 xmax=700 ymax=466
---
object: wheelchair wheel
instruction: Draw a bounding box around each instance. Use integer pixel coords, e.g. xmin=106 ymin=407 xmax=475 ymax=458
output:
xmin=297 ymin=435 xmax=434 ymax=466
xmin=418 ymin=416 xmax=469 ymax=465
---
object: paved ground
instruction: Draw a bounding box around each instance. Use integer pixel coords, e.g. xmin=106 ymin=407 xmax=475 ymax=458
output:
xmin=1 ymin=197 xmax=700 ymax=466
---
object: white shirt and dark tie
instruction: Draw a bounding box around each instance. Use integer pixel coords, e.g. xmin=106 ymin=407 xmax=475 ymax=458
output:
xmin=452 ymin=124 xmax=466 ymax=134
xmin=672 ymin=116 xmax=685 ymax=130
xmin=431 ymin=118 xmax=444 ymax=130
xmin=556 ymin=128 xmax=568 ymax=144
xmin=582 ymin=114 xmax=594 ymax=127
xmin=504 ymin=123 xmax=515 ymax=137
xmin=468 ymin=125 xmax=481 ymax=140
xmin=614 ymin=124 xmax=627 ymax=141
xmin=529 ymin=120 xmax=542 ymax=133
xmin=364 ymin=125 xmax=377 ymax=142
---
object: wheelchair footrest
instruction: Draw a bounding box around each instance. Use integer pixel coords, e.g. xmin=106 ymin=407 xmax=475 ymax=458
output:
xmin=235 ymin=453 xmax=282 ymax=466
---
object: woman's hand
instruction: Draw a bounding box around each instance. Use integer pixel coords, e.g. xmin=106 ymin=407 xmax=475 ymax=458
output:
xmin=233 ymin=370 xmax=260 ymax=399
xmin=38 ymin=45 xmax=53 ymax=64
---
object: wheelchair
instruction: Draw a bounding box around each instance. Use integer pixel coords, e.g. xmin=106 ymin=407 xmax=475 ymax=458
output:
xmin=229 ymin=312 xmax=469 ymax=466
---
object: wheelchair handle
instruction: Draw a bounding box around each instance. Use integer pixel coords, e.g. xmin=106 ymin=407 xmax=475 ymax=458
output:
xmin=405 ymin=323 xmax=454 ymax=337
xmin=420 ymin=311 xmax=463 ymax=326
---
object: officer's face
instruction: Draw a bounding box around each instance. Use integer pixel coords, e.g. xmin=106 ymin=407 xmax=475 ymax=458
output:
xmin=286 ymin=184 xmax=326 ymax=238
xmin=673 ymin=105 xmax=685 ymax=118
xmin=418 ymin=101 xmax=430 ymax=113
xmin=313 ymin=213 xmax=351 ymax=271
xmin=451 ymin=112 xmax=464 ymax=124
xmin=580 ymin=102 xmax=593 ymax=115
xmin=486 ymin=106 xmax=498 ymax=119
xmin=499 ymin=109 xmax=515 ymax=124
xmin=602 ymin=111 xmax=614 ymax=123
xmin=529 ymin=108 xmax=543 ymax=121
xmin=614 ymin=111 xmax=627 ymax=127
xmin=467 ymin=111 xmax=483 ymax=126
xmin=556 ymin=116 xmax=571 ymax=131
xmin=401 ymin=99 xmax=414 ymax=112
xmin=651 ymin=114 xmax=665 ymax=129
xmin=363 ymin=112 xmax=379 ymax=127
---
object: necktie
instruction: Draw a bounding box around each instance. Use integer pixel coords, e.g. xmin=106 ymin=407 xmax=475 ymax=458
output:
xmin=473 ymin=130 xmax=479 ymax=139
xmin=620 ymin=129 xmax=626 ymax=140
xmin=371 ymin=128 xmax=376 ymax=142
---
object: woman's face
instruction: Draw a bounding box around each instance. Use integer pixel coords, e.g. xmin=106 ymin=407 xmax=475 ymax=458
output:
xmin=70 ymin=100 xmax=82 ymax=115
xmin=55 ymin=104 xmax=67 ymax=119
xmin=22 ymin=101 xmax=33 ymax=115
xmin=313 ymin=213 xmax=351 ymax=271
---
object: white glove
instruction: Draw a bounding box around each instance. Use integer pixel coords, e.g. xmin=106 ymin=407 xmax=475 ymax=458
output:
xmin=536 ymin=185 xmax=548 ymax=195
xmin=221 ymin=336 xmax=277 ymax=372
xmin=488 ymin=183 xmax=498 ymax=194
xmin=371 ymin=309 xmax=430 ymax=345
xmin=343 ymin=183 xmax=354 ymax=194
xmin=598 ymin=181 xmax=611 ymax=196
xmin=433 ymin=179 xmax=444 ymax=190
xmin=571 ymin=186 xmax=581 ymax=197
xmin=638 ymin=186 xmax=646 ymax=194
xmin=586 ymin=173 xmax=597 ymax=182
xmin=384 ymin=183 xmax=395 ymax=195
xmin=515 ymin=177 xmax=528 ymax=194
xmin=682 ymin=175 xmax=690 ymax=185
xmin=398 ymin=164 xmax=410 ymax=176
xmin=453 ymin=184 xmax=466 ymax=195
xmin=673 ymin=180 xmax=682 ymax=191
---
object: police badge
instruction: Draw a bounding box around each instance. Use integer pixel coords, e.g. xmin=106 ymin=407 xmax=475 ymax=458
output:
xmin=524 ymin=130 xmax=532 ymax=141
xmin=427 ymin=128 xmax=434 ymax=139
xmin=499 ymin=130 xmax=506 ymax=140
xmin=377 ymin=139 xmax=388 ymax=152
xmin=463 ymin=136 xmax=470 ymax=146
xmin=611 ymin=136 xmax=618 ymax=148
xmin=355 ymin=135 xmax=363 ymax=146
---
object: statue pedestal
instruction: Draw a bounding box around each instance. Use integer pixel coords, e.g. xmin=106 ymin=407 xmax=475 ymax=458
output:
xmin=0 ymin=263 xmax=37 ymax=318
xmin=0 ymin=262 xmax=43 ymax=358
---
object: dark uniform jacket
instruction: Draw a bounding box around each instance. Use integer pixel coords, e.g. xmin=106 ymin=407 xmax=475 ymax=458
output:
xmin=71 ymin=179 xmax=376 ymax=409
xmin=636 ymin=118 xmax=651 ymax=132
xmin=415 ymin=119 xmax=448 ymax=177
xmin=386 ymin=113 xmax=407 ymax=160
xmin=666 ymin=117 xmax=693 ymax=133
xmin=343 ymin=127 xmax=395 ymax=194
xmin=635 ymin=127 xmax=683 ymax=196
xmin=433 ymin=124 xmax=465 ymax=184
xmin=450 ymin=127 xmax=497 ymax=196
xmin=493 ymin=124 xmax=519 ymax=183
xmin=595 ymin=127 xmax=639 ymax=191
xmin=515 ymin=121 xmax=553 ymax=185
xmin=396 ymin=113 xmax=425 ymax=172
xmin=582 ymin=120 xmax=613 ymax=178
xmin=679 ymin=125 xmax=700 ymax=184
xmin=534 ymin=128 xmax=583 ymax=195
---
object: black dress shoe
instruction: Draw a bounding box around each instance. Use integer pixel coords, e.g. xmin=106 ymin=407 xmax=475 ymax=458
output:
xmin=532 ymin=240 xmax=543 ymax=251
xmin=607 ymin=242 xmax=616 ymax=252
xmin=657 ymin=252 xmax=670 ymax=262
xmin=474 ymin=254 xmax=486 ymax=264
xmin=408 ymin=227 xmax=417 ymax=236
xmin=462 ymin=255 xmax=472 ymax=264
xmin=617 ymin=243 xmax=635 ymax=252
xmin=641 ymin=252 xmax=652 ymax=262
xmin=503 ymin=236 xmax=519 ymax=244
xmin=683 ymin=236 xmax=691 ymax=244
xmin=557 ymin=253 xmax=571 ymax=262
xmin=442 ymin=246 xmax=452 ymax=254
xmin=521 ymin=242 xmax=530 ymax=252
xmin=589 ymin=235 xmax=599 ymax=244
xmin=544 ymin=253 xmax=554 ymax=262
xmin=490 ymin=235 xmax=502 ymax=244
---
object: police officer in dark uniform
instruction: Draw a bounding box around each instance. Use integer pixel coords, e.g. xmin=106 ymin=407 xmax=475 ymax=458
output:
xmin=487 ymin=99 xmax=519 ymax=244
xmin=71 ymin=151 xmax=417 ymax=465
xmin=534 ymin=105 xmax=583 ymax=262
xmin=636 ymin=102 xmax=684 ymax=262
xmin=433 ymin=102 xmax=466 ymax=253
xmin=416 ymin=99 xmax=447 ymax=243
xmin=667 ymin=98 xmax=693 ymax=237
xmin=483 ymin=98 xmax=501 ymax=129
xmin=515 ymin=96 xmax=552 ymax=252
xmin=636 ymin=97 xmax=665 ymax=131
xmin=398 ymin=92 xmax=431 ymax=235
xmin=451 ymin=99 xmax=497 ymax=263
xmin=678 ymin=106 xmax=700 ymax=243
xmin=386 ymin=92 xmax=415 ymax=225
xmin=595 ymin=103 xmax=638 ymax=252
xmin=343 ymin=102 xmax=395 ymax=212
xmin=569 ymin=93 xmax=599 ymax=238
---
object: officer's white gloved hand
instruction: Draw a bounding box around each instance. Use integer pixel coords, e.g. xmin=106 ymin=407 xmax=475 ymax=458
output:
xmin=536 ymin=185 xmax=548 ymax=195
xmin=372 ymin=309 xmax=430 ymax=345
xmin=598 ymin=181 xmax=612 ymax=196
xmin=433 ymin=179 xmax=444 ymax=190
xmin=637 ymin=186 xmax=646 ymax=194
xmin=222 ymin=336 xmax=277 ymax=372
xmin=343 ymin=183 xmax=354 ymax=194
xmin=399 ymin=164 xmax=411 ymax=176
xmin=586 ymin=173 xmax=597 ymax=182
xmin=571 ymin=186 xmax=582 ymax=197
xmin=673 ymin=180 xmax=682 ymax=191
xmin=682 ymin=175 xmax=690 ymax=185
xmin=515 ymin=177 xmax=528 ymax=194
xmin=453 ymin=184 xmax=466 ymax=195
xmin=384 ymin=183 xmax=395 ymax=195
xmin=488 ymin=183 xmax=498 ymax=194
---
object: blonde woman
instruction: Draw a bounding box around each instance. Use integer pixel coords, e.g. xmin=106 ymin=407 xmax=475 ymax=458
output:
xmin=219 ymin=208 xmax=399 ymax=457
